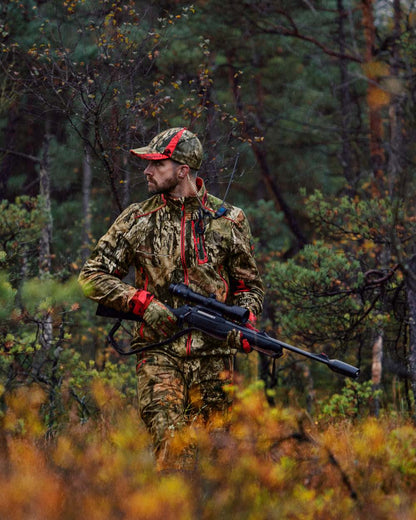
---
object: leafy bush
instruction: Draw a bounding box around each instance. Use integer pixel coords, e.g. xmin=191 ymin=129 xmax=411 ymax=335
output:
xmin=318 ymin=379 xmax=382 ymax=422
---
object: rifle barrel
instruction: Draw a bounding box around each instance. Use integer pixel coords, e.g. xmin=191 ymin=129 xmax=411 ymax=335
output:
xmin=243 ymin=329 xmax=359 ymax=378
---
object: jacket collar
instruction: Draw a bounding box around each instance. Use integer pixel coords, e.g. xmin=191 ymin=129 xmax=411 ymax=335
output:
xmin=162 ymin=177 xmax=208 ymax=210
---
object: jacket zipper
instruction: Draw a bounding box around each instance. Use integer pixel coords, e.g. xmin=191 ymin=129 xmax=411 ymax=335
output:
xmin=181 ymin=204 xmax=192 ymax=355
xmin=180 ymin=204 xmax=189 ymax=284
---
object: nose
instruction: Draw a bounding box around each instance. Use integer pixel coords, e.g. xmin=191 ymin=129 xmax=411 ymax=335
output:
xmin=144 ymin=162 xmax=153 ymax=176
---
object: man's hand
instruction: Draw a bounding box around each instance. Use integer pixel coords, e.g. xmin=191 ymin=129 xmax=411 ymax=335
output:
xmin=143 ymin=299 xmax=177 ymax=337
xmin=226 ymin=311 xmax=258 ymax=353
xmin=227 ymin=329 xmax=252 ymax=353
xmin=129 ymin=290 xmax=177 ymax=338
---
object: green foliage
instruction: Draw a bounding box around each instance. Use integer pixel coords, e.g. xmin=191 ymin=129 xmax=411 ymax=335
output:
xmin=264 ymin=240 xmax=365 ymax=345
xmin=19 ymin=275 xmax=82 ymax=314
xmin=0 ymin=273 xmax=137 ymax=434
xmin=0 ymin=272 xmax=16 ymax=321
xmin=245 ymin=199 xmax=291 ymax=255
xmin=319 ymin=379 xmax=381 ymax=421
xmin=305 ymin=189 xmax=416 ymax=255
xmin=0 ymin=197 xmax=45 ymax=275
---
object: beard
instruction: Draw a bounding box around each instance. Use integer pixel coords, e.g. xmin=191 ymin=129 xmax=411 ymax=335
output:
xmin=147 ymin=175 xmax=180 ymax=196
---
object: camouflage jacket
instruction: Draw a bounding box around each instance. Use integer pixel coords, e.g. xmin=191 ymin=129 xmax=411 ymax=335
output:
xmin=79 ymin=178 xmax=264 ymax=357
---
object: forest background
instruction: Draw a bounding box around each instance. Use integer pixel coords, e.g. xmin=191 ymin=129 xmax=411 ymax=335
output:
xmin=1 ymin=0 xmax=416 ymax=518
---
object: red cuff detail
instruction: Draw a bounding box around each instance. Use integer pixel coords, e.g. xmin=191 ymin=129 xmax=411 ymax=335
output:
xmin=241 ymin=334 xmax=252 ymax=353
xmin=245 ymin=311 xmax=259 ymax=332
xmin=129 ymin=290 xmax=154 ymax=317
xmin=233 ymin=279 xmax=250 ymax=294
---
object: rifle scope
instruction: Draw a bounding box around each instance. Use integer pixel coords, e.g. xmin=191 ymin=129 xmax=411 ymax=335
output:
xmin=169 ymin=283 xmax=249 ymax=324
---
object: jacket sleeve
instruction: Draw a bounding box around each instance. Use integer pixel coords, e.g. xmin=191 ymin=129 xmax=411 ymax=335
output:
xmin=78 ymin=209 xmax=138 ymax=313
xmin=226 ymin=209 xmax=264 ymax=317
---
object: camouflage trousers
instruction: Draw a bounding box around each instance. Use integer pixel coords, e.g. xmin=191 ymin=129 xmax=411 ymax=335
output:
xmin=136 ymin=349 xmax=234 ymax=467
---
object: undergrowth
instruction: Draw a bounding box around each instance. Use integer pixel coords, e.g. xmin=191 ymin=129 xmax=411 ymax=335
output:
xmin=1 ymin=380 xmax=415 ymax=519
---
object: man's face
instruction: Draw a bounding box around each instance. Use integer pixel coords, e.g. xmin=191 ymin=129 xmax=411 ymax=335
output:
xmin=144 ymin=159 xmax=182 ymax=195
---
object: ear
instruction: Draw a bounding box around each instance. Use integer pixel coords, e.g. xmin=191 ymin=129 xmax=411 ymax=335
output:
xmin=178 ymin=164 xmax=190 ymax=178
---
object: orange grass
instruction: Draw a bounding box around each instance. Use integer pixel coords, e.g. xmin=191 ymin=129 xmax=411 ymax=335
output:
xmin=1 ymin=381 xmax=416 ymax=520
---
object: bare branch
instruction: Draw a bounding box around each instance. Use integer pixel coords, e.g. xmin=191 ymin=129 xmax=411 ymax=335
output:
xmin=0 ymin=147 xmax=40 ymax=164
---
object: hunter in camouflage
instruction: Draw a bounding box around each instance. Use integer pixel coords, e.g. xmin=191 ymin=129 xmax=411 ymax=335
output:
xmin=79 ymin=127 xmax=264 ymax=465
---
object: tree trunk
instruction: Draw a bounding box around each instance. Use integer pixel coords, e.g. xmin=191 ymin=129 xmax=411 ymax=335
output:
xmin=387 ymin=0 xmax=405 ymax=197
xmin=121 ymin=118 xmax=133 ymax=209
xmin=121 ymin=153 xmax=131 ymax=209
xmin=200 ymin=83 xmax=222 ymax=198
xmin=0 ymin=103 xmax=19 ymax=198
xmin=406 ymin=255 xmax=416 ymax=420
xmin=225 ymin=52 xmax=307 ymax=252
xmin=250 ymin=142 xmax=308 ymax=251
xmin=361 ymin=0 xmax=386 ymax=194
xmin=38 ymin=124 xmax=53 ymax=357
xmin=81 ymin=123 xmax=93 ymax=263
xmin=94 ymin=114 xmax=123 ymax=213
xmin=361 ymin=1 xmax=392 ymax=414
xmin=336 ymin=0 xmax=355 ymax=192
xmin=39 ymin=128 xmax=52 ymax=274
xmin=371 ymin=332 xmax=383 ymax=417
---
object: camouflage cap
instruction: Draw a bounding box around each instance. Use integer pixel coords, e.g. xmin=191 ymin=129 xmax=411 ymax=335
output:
xmin=130 ymin=127 xmax=203 ymax=170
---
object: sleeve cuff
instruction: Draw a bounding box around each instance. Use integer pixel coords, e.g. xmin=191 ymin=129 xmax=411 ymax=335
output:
xmin=128 ymin=290 xmax=154 ymax=316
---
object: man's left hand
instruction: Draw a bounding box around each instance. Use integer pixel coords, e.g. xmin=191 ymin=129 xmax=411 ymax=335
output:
xmin=226 ymin=311 xmax=258 ymax=353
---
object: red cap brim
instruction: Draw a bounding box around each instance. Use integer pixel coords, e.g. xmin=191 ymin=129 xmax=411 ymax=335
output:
xmin=130 ymin=149 xmax=170 ymax=160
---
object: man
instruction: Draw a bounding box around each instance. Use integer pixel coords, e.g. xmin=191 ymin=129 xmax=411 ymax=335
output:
xmin=78 ymin=127 xmax=264 ymax=466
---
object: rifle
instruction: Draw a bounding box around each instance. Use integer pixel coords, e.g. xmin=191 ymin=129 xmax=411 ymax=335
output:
xmin=96 ymin=283 xmax=359 ymax=379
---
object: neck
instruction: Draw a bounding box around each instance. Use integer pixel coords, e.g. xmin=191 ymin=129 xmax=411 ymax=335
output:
xmin=168 ymin=175 xmax=199 ymax=199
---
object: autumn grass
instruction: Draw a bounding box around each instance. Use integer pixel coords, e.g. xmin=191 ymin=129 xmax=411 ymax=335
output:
xmin=1 ymin=381 xmax=416 ymax=520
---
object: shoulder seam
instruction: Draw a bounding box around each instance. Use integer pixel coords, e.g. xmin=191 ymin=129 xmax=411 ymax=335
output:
xmin=133 ymin=197 xmax=167 ymax=219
